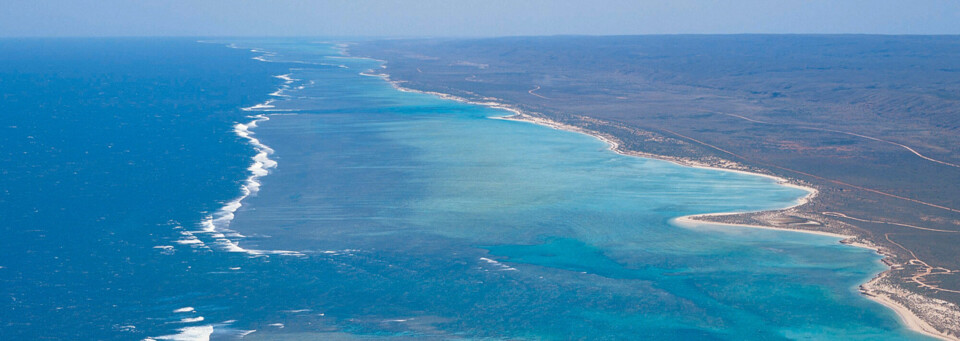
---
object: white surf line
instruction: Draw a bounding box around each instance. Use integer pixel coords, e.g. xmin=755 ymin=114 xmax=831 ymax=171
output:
xmin=250 ymin=48 xmax=279 ymax=63
xmin=326 ymin=42 xmax=350 ymax=56
xmin=194 ymin=46 xmax=314 ymax=257
xmin=195 ymin=114 xmax=304 ymax=257
xmin=722 ymin=113 xmax=960 ymax=169
xmin=144 ymin=325 xmax=214 ymax=341
xmin=241 ymin=100 xmax=275 ymax=111
xmin=316 ymin=62 xmax=350 ymax=69
xmin=177 ymin=317 xmax=205 ymax=324
xmin=172 ymin=225 xmax=210 ymax=250
xmin=479 ymin=257 xmax=518 ymax=271
xmin=267 ymin=74 xmax=301 ymax=97
xmin=274 ymin=74 xmax=298 ymax=84
xmin=145 ymin=318 xmax=257 ymax=341
xmin=219 ymin=42 xmax=279 ymax=64
xmin=184 ymin=45 xmax=311 ymax=257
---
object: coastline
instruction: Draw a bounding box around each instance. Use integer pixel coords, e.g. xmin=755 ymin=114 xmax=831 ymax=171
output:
xmin=862 ymin=277 xmax=959 ymax=341
xmin=357 ymin=68 xmax=955 ymax=341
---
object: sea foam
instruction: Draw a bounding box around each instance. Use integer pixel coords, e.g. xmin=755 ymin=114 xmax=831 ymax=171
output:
xmin=191 ymin=114 xmax=304 ymax=257
xmin=479 ymin=257 xmax=518 ymax=271
xmin=145 ymin=325 xmax=213 ymax=341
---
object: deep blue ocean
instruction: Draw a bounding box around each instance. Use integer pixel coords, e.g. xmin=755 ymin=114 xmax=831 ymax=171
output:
xmin=0 ymin=38 xmax=932 ymax=340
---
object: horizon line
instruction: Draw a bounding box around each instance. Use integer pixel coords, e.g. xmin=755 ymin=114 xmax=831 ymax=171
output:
xmin=3 ymin=33 xmax=960 ymax=39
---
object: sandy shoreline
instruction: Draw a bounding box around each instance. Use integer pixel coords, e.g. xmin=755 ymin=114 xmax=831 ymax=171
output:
xmin=672 ymin=214 xmax=854 ymax=240
xmin=355 ymin=64 xmax=955 ymax=340
xmin=862 ymin=278 xmax=958 ymax=341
